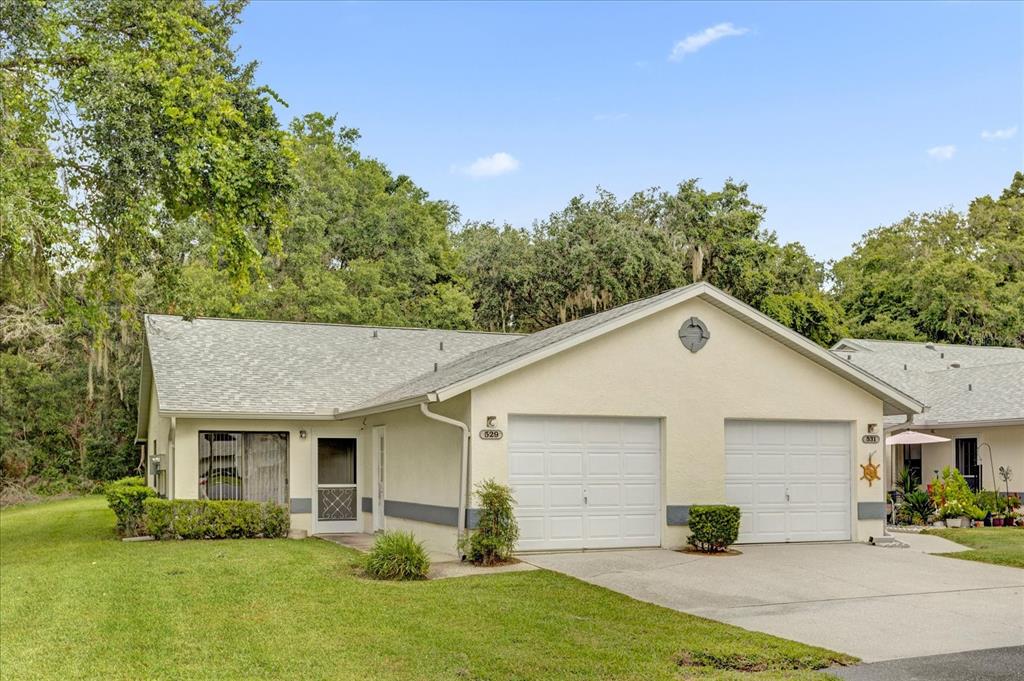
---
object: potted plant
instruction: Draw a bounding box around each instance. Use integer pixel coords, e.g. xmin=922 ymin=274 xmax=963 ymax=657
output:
xmin=992 ymin=514 xmax=1005 ymax=527
xmin=970 ymin=506 xmax=987 ymax=528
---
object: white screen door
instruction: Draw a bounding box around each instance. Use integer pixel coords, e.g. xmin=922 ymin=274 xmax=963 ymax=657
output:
xmin=371 ymin=426 xmax=386 ymax=532
xmin=316 ymin=437 xmax=359 ymax=533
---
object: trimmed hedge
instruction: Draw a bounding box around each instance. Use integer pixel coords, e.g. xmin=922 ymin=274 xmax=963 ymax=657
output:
xmin=362 ymin=530 xmax=431 ymax=580
xmin=105 ymin=477 xmax=156 ymax=537
xmin=687 ymin=505 xmax=741 ymax=553
xmin=143 ymin=499 xmax=289 ymax=539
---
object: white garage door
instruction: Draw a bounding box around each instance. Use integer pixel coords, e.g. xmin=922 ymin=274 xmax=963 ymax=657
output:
xmin=508 ymin=415 xmax=661 ymax=551
xmin=725 ymin=420 xmax=852 ymax=543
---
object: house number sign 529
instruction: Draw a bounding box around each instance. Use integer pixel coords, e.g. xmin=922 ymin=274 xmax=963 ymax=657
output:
xmin=479 ymin=429 xmax=503 ymax=440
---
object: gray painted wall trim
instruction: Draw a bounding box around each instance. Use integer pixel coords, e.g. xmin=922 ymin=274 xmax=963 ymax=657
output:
xmin=666 ymin=505 xmax=691 ymax=525
xmin=361 ymin=497 xmax=373 ymax=513
xmin=384 ymin=500 xmax=459 ymax=527
xmin=289 ymin=498 xmax=312 ymax=514
xmin=857 ymin=501 xmax=886 ymax=520
xmin=466 ymin=508 xmax=481 ymax=529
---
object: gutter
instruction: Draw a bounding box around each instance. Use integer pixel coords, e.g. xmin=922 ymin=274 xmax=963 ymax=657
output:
xmin=419 ymin=403 xmax=470 ymax=556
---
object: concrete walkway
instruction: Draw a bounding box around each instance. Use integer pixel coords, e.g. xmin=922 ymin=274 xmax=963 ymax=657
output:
xmin=524 ymin=543 xmax=1024 ymax=662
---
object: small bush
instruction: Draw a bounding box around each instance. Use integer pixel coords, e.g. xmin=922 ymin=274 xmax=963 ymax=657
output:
xmin=362 ymin=530 xmax=430 ymax=580
xmin=142 ymin=499 xmax=289 ymax=539
xmin=900 ymin=490 xmax=934 ymax=525
xmin=461 ymin=479 xmax=519 ymax=566
xmin=105 ymin=476 xmax=156 ymax=536
xmin=687 ymin=505 xmax=741 ymax=553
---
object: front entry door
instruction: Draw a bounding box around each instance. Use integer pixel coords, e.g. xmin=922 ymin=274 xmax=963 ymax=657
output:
xmin=955 ymin=438 xmax=980 ymax=492
xmin=371 ymin=426 xmax=386 ymax=532
xmin=316 ymin=437 xmax=359 ymax=533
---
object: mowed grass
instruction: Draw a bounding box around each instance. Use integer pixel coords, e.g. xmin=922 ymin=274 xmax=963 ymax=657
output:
xmin=0 ymin=497 xmax=854 ymax=680
xmin=924 ymin=526 xmax=1024 ymax=569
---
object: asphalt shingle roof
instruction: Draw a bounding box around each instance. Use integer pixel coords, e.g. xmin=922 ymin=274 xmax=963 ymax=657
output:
xmin=145 ymin=315 xmax=520 ymax=415
xmin=832 ymin=339 xmax=1024 ymax=427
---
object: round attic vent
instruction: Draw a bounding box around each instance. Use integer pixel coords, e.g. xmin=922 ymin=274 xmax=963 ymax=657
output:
xmin=678 ymin=317 xmax=710 ymax=353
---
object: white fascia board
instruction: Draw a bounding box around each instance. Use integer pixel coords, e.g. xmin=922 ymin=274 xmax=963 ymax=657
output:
xmin=912 ymin=418 xmax=1024 ymax=430
xmin=332 ymin=395 xmax=432 ymax=420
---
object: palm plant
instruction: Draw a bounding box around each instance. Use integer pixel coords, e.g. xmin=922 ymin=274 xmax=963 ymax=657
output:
xmin=901 ymin=490 xmax=934 ymax=525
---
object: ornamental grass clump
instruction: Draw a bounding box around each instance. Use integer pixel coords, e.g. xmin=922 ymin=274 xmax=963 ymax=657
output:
xmin=362 ymin=530 xmax=430 ymax=580
xmin=461 ymin=479 xmax=519 ymax=566
xmin=686 ymin=505 xmax=741 ymax=553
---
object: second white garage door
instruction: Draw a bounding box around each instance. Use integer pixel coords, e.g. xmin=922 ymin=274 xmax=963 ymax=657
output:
xmin=508 ymin=415 xmax=661 ymax=551
xmin=725 ymin=420 xmax=852 ymax=543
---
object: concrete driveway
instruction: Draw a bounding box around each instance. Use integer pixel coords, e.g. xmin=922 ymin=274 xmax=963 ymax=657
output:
xmin=524 ymin=539 xmax=1024 ymax=662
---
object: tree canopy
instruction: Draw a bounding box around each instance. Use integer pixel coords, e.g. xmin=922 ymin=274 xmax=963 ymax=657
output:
xmin=1 ymin=0 xmax=1021 ymax=487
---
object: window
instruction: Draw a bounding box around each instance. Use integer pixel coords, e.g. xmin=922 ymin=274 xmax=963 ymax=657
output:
xmin=955 ymin=438 xmax=980 ymax=492
xmin=901 ymin=444 xmax=922 ymax=484
xmin=199 ymin=432 xmax=288 ymax=504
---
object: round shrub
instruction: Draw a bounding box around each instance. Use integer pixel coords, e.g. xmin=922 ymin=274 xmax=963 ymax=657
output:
xmin=104 ymin=476 xmax=155 ymax=537
xmin=363 ymin=530 xmax=430 ymax=580
xmin=686 ymin=505 xmax=741 ymax=553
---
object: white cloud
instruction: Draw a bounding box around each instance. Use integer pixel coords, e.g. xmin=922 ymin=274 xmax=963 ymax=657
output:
xmin=669 ymin=23 xmax=749 ymax=61
xmin=459 ymin=152 xmax=520 ymax=178
xmin=593 ymin=113 xmax=628 ymax=122
xmin=927 ymin=145 xmax=956 ymax=161
xmin=981 ymin=125 xmax=1018 ymax=141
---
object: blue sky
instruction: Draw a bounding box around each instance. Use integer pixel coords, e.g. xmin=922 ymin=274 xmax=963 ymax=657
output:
xmin=236 ymin=1 xmax=1023 ymax=262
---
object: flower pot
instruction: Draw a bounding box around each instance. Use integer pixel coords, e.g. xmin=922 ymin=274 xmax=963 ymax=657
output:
xmin=974 ymin=521 xmax=984 ymax=528
xmin=992 ymin=517 xmax=1005 ymax=527
xmin=960 ymin=517 xmax=971 ymax=528
xmin=945 ymin=518 xmax=958 ymax=527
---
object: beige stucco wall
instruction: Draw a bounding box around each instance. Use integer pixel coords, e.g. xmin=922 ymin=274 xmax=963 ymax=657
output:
xmin=144 ymin=382 xmax=172 ymax=495
xmin=470 ymin=297 xmax=887 ymax=546
xmin=905 ymin=425 xmax=1024 ymax=494
xmin=359 ymin=394 xmax=469 ymax=555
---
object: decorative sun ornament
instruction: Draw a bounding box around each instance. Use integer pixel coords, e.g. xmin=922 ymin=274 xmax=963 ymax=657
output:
xmin=860 ymin=453 xmax=881 ymax=487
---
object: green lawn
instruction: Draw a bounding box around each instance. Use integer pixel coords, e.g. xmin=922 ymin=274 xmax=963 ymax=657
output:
xmin=923 ymin=526 xmax=1024 ymax=569
xmin=0 ymin=497 xmax=853 ymax=680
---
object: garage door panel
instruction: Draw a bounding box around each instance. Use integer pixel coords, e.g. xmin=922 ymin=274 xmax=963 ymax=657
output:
xmin=549 ymin=515 xmax=585 ymax=539
xmin=622 ymin=514 xmax=658 ymax=538
xmin=586 ymin=452 xmax=621 ymax=476
xmin=624 ymin=451 xmax=659 ymax=476
xmin=547 ymin=420 xmax=584 ymax=443
xmin=757 ymin=454 xmax=786 ymax=475
xmin=755 ymin=422 xmax=787 ymax=445
xmin=622 ymin=421 xmax=660 ymax=445
xmin=584 ymin=420 xmax=621 ymax=444
xmin=548 ymin=484 xmax=585 ymax=507
xmin=756 ymin=483 xmax=787 ymax=503
xmin=624 ymin=483 xmax=658 ymax=506
xmin=511 ymin=484 xmax=546 ymax=509
xmin=548 ymin=452 xmax=583 ymax=476
xmin=587 ymin=483 xmax=621 ymax=507
xmin=509 ymin=416 xmax=660 ymax=550
xmin=726 ymin=454 xmax=754 ymax=475
xmin=509 ymin=451 xmax=545 ymax=476
xmin=726 ymin=420 xmax=851 ymax=544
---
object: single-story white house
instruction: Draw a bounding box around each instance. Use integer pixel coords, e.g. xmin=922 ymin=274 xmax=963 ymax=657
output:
xmin=832 ymin=339 xmax=1024 ymax=496
xmin=136 ymin=283 xmax=924 ymax=556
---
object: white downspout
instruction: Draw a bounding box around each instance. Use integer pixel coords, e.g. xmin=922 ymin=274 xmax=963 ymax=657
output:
xmin=419 ymin=403 xmax=470 ymax=555
xmin=168 ymin=416 xmax=176 ymax=500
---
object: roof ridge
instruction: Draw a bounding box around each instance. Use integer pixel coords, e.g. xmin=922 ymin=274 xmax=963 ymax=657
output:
xmin=924 ymin=360 xmax=1024 ymax=374
xmin=843 ymin=337 xmax=1024 ymax=351
xmin=144 ymin=313 xmax=525 ymax=337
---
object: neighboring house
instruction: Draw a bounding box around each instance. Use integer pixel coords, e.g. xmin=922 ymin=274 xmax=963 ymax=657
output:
xmin=137 ymin=283 xmax=923 ymax=556
xmin=831 ymin=339 xmax=1024 ymax=496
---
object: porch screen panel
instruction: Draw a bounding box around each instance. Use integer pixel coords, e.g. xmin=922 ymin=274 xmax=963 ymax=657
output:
xmin=199 ymin=431 xmax=288 ymax=503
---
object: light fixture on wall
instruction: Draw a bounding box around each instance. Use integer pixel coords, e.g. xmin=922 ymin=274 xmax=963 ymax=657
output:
xmin=486 ymin=416 xmax=497 ymax=428
xmin=867 ymin=424 xmax=878 ymax=434
xmin=299 ymin=430 xmax=307 ymax=440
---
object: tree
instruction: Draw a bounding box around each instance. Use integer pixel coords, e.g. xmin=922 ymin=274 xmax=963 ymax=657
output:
xmin=831 ymin=173 xmax=1024 ymax=347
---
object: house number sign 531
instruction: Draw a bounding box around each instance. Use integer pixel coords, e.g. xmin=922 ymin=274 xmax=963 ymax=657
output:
xmin=479 ymin=429 xmax=503 ymax=440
